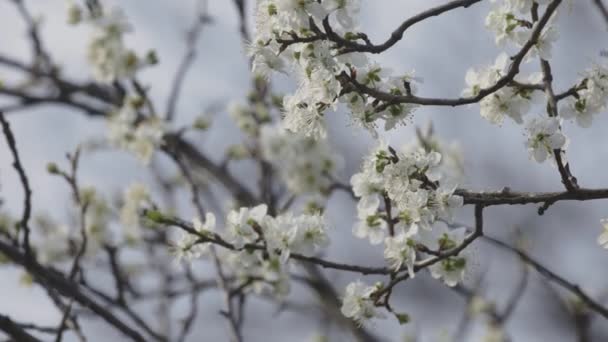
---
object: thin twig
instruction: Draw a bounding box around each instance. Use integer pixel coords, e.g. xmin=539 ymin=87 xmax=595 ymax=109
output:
xmin=0 ymin=112 xmax=33 ymax=256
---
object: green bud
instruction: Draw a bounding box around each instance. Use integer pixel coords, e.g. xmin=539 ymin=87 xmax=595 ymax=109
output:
xmin=144 ymin=209 xmax=165 ymax=223
xmin=227 ymin=145 xmax=250 ymax=159
xmin=20 ymin=272 xmax=34 ymax=287
xmin=193 ymin=116 xmax=211 ymax=130
xmin=124 ymin=51 xmax=139 ymax=68
xmin=46 ymin=162 xmax=59 ymax=174
xmin=395 ymin=313 xmax=410 ymax=325
xmin=67 ymin=5 xmax=82 ymax=25
xmin=80 ymin=187 xmax=96 ymax=205
xmin=146 ymin=50 xmax=159 ymax=65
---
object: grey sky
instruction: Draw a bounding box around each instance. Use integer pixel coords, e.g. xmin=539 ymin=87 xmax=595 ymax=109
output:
xmin=1 ymin=0 xmax=608 ymax=341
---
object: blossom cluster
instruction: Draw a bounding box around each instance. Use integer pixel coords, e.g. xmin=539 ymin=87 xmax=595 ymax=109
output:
xmin=465 ymin=0 xmax=577 ymax=164
xmin=485 ymin=0 xmax=557 ymax=60
xmin=106 ymin=96 xmax=166 ymax=164
xmin=350 ymin=142 xmax=466 ymax=275
xmin=68 ymin=1 xmax=156 ymax=83
xmin=57 ymin=0 xmax=608 ymax=333
xmin=560 ymin=64 xmax=608 ymax=128
xmin=250 ymin=0 xmax=419 ymax=139
xmin=260 ymin=124 xmax=342 ymax=195
xmin=341 ymin=227 xmax=470 ymax=326
xmin=172 ymin=204 xmax=329 ymax=298
xmin=228 ymin=98 xmax=342 ymax=197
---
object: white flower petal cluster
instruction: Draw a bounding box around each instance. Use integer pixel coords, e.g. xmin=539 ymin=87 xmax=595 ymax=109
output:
xmin=251 ymin=0 xmax=418 ymax=138
xmin=216 ymin=204 xmax=329 ymax=298
xmin=486 ymin=0 xmax=557 ymax=61
xmin=107 ymin=96 xmax=166 ymax=164
xmin=340 ymin=280 xmax=385 ymax=326
xmin=33 ymin=216 xmax=71 ymax=265
xmin=421 ymin=226 xmax=470 ymax=287
xmin=120 ymin=182 xmax=152 ymax=241
xmin=171 ymin=213 xmax=216 ymax=262
xmin=265 ymin=212 xmax=329 ymax=263
xmin=401 ymin=133 xmax=466 ymax=186
xmin=67 ymin=3 xmax=154 ymax=83
xmin=350 ymin=142 xmax=465 ymax=284
xmin=80 ymin=187 xmax=113 ymax=252
xmin=224 ymin=204 xmax=329 ymax=258
xmin=560 ymin=64 xmax=608 ymax=128
xmin=225 ymin=204 xmax=269 ymax=249
xmin=228 ymin=100 xmax=271 ymax=136
xmin=383 ymin=231 xmax=417 ymax=277
xmin=524 ymin=117 xmax=566 ymax=163
xmin=351 ymin=142 xmax=463 ymax=241
xmin=260 ymin=125 xmax=341 ymax=195
xmin=463 ymin=53 xmax=538 ymax=125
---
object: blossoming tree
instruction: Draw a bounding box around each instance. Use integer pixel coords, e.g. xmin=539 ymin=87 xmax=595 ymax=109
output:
xmin=1 ymin=0 xmax=608 ymax=341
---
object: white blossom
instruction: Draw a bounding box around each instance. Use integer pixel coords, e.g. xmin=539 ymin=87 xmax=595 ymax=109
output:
xmin=225 ymin=204 xmax=269 ymax=249
xmin=485 ymin=4 xmax=522 ymax=46
xmin=383 ymin=232 xmax=418 ymax=277
xmin=463 ymin=53 xmax=509 ymax=98
xmin=265 ymin=212 xmax=329 ymax=263
xmin=260 ymin=125 xmax=341 ymax=195
xmin=323 ymin=0 xmax=360 ymax=30
xmin=525 ymin=117 xmax=566 ymax=163
xmin=517 ymin=25 xmax=558 ymax=61
xmin=171 ymin=213 xmax=216 ymax=262
xmin=422 ymin=226 xmax=469 ymax=287
xmin=560 ymin=64 xmax=608 ymax=128
xmin=340 ymin=281 xmax=385 ymax=325
xmin=353 ymin=213 xmax=386 ymax=245
xmin=479 ymin=88 xmax=531 ymax=125
xmin=283 ymin=93 xmax=327 ymax=139
xmin=107 ymin=96 xmax=166 ymax=164
xmin=120 ymin=182 xmax=151 ymax=240
xmin=351 ymin=141 xmax=463 ymax=246
xmin=86 ymin=8 xmax=139 ymax=82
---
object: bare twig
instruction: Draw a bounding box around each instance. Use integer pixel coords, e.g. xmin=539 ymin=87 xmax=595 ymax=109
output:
xmin=0 ymin=314 xmax=42 ymax=342
xmin=0 ymin=112 xmax=33 ymax=256
xmin=165 ymin=0 xmax=211 ymax=121
xmin=593 ymin=0 xmax=608 ymax=27
xmin=483 ymin=236 xmax=608 ymax=319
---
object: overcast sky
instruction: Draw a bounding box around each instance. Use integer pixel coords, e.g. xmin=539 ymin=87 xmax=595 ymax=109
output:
xmin=1 ymin=1 xmax=608 ymax=341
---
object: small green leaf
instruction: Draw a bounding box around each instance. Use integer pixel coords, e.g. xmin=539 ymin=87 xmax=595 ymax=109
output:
xmin=145 ymin=210 xmax=165 ymax=223
xmin=46 ymin=162 xmax=59 ymax=174
xmin=395 ymin=313 xmax=410 ymax=325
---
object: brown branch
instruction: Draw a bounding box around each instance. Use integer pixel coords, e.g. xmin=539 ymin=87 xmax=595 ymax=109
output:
xmin=593 ymin=0 xmax=608 ymax=27
xmin=0 ymin=112 xmax=33 ymax=256
xmin=457 ymin=187 xmax=608 ymax=207
xmin=163 ymin=134 xmax=258 ymax=206
xmin=299 ymin=265 xmax=379 ymax=342
xmin=232 ymin=0 xmax=249 ymax=42
xmin=0 ymin=240 xmax=148 ymax=342
xmin=540 ymin=59 xmax=578 ymax=191
xmin=484 ymin=236 xmax=608 ymax=320
xmin=323 ymin=0 xmax=484 ymax=54
xmin=0 ymin=313 xmax=42 ymax=342
xmin=375 ymin=205 xmax=484 ymax=299
xmin=340 ymin=0 xmax=562 ymax=109
xmin=497 ymin=259 xmax=529 ymax=324
xmin=166 ymin=0 xmax=211 ymax=121
xmin=0 ymin=86 xmax=109 ymax=116
xmin=10 ymin=0 xmax=53 ymax=71
xmin=171 ymin=151 xmax=243 ymax=342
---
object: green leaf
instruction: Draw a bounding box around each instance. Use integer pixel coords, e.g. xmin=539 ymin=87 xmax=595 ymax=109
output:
xmin=395 ymin=313 xmax=410 ymax=325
